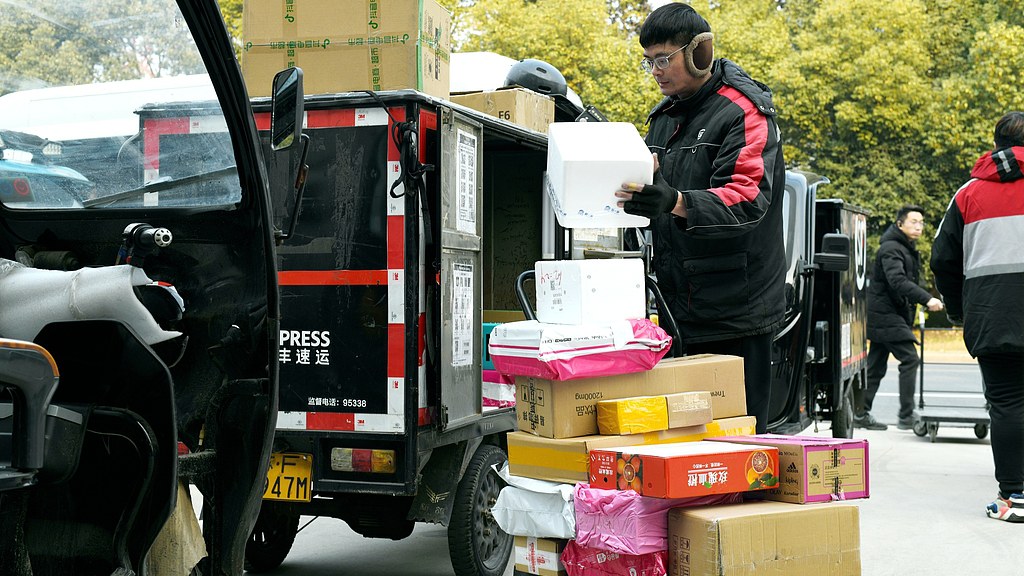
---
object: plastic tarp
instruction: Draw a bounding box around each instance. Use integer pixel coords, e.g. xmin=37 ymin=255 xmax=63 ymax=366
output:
xmin=492 ymin=464 xmax=575 ymax=539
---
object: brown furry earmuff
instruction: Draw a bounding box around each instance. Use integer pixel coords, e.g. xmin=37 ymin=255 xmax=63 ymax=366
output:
xmin=685 ymin=32 xmax=714 ymax=78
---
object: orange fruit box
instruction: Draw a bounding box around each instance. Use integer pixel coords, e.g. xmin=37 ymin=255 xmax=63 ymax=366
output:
xmin=589 ymin=440 xmax=780 ymax=499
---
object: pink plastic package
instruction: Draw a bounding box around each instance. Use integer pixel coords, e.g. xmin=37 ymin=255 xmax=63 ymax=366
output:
xmin=487 ymin=319 xmax=671 ymax=381
xmin=573 ymin=483 xmax=741 ymax=556
xmin=560 ymin=539 xmax=666 ymax=576
xmin=482 ymin=369 xmax=515 ymax=408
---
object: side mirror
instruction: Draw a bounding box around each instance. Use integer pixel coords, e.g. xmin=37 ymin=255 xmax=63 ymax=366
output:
xmin=270 ymin=67 xmax=304 ymax=151
xmin=813 ymin=232 xmax=851 ymax=272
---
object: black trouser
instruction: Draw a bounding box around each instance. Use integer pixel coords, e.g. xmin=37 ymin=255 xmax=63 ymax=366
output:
xmin=864 ymin=339 xmax=919 ymax=420
xmin=978 ymin=353 xmax=1024 ymax=498
xmin=687 ymin=332 xmax=773 ymax=434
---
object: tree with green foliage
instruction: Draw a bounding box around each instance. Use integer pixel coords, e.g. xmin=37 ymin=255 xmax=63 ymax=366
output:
xmin=0 ymin=1 xmax=205 ymax=92
xmin=451 ymin=0 xmax=661 ymax=128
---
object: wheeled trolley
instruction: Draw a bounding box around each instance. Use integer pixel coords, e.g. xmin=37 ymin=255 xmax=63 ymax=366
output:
xmin=912 ymin=318 xmax=989 ymax=442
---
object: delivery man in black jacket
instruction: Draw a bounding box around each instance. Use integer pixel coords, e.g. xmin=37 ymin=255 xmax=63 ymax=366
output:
xmin=616 ymin=3 xmax=786 ymax=434
xmin=858 ymin=205 xmax=943 ymax=431
xmin=931 ymin=111 xmax=1024 ymax=522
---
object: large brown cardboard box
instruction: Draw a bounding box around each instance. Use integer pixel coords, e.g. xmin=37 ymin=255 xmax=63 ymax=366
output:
xmin=507 ymin=416 xmax=756 ymax=484
xmin=242 ymin=0 xmax=451 ymax=98
xmin=516 ymin=354 xmax=745 ymax=438
xmin=513 ymin=536 xmax=567 ymax=576
xmin=668 ymin=501 xmax=861 ymax=576
xmin=451 ymin=87 xmax=554 ymax=133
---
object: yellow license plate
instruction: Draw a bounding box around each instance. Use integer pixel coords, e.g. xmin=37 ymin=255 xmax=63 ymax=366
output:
xmin=263 ymin=452 xmax=312 ymax=502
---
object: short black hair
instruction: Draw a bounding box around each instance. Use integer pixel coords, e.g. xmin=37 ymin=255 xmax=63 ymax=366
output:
xmin=994 ymin=111 xmax=1024 ymax=149
xmin=639 ymin=3 xmax=711 ymax=49
xmin=897 ymin=204 xmax=924 ymax=224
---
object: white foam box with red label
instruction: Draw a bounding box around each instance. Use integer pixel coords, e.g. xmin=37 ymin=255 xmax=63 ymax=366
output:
xmin=535 ymin=258 xmax=647 ymax=325
xmin=708 ymin=434 xmax=870 ymax=504
xmin=545 ymin=122 xmax=653 ymax=229
xmin=589 ymin=440 xmax=780 ymax=499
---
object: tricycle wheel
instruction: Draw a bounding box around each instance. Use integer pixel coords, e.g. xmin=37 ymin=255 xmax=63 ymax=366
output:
xmin=448 ymin=444 xmax=513 ymax=576
xmin=913 ymin=420 xmax=928 ymax=437
xmin=244 ymin=505 xmax=299 ymax=573
xmin=975 ymin=423 xmax=989 ymax=439
xmin=831 ymin=383 xmax=855 ymax=439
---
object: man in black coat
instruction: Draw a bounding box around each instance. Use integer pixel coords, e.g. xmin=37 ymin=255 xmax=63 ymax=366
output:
xmin=614 ymin=3 xmax=786 ymax=434
xmin=857 ymin=205 xmax=944 ymax=430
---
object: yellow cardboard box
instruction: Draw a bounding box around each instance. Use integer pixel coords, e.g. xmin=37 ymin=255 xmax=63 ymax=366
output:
xmin=668 ymin=501 xmax=861 ymax=576
xmin=242 ymin=0 xmax=451 ymax=98
xmin=451 ymin=87 xmax=555 ymax=133
xmin=597 ymin=391 xmax=714 ymax=435
xmin=507 ymin=416 xmax=756 ymax=484
xmin=516 ymin=354 xmax=745 ymax=438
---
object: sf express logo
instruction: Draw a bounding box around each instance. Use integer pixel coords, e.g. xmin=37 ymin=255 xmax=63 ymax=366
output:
xmin=279 ymin=330 xmax=331 ymax=347
xmin=854 ymin=215 xmax=868 ymax=290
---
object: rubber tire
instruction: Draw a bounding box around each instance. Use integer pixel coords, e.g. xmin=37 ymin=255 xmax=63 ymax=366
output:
xmin=913 ymin=420 xmax=928 ymax=437
xmin=244 ymin=507 xmax=299 ymax=573
xmin=832 ymin=383 xmax=855 ymax=439
xmin=448 ymin=445 xmax=513 ymax=576
xmin=975 ymin=423 xmax=989 ymax=439
xmin=928 ymin=422 xmax=939 ymax=443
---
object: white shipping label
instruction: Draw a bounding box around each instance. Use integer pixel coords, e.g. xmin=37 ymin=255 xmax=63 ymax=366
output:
xmin=452 ymin=262 xmax=474 ymax=366
xmin=456 ymin=129 xmax=478 ymax=234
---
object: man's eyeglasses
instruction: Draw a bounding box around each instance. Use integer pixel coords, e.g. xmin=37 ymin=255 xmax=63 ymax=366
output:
xmin=640 ymin=45 xmax=685 ymax=73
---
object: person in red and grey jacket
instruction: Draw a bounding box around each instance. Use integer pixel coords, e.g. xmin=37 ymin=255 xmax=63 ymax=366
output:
xmin=931 ymin=111 xmax=1024 ymax=523
xmin=615 ymin=3 xmax=785 ymax=434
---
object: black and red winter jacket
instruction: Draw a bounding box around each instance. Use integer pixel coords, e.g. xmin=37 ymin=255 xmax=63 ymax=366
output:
xmin=643 ymin=59 xmax=786 ymax=344
xmin=930 ymin=146 xmax=1024 ymax=356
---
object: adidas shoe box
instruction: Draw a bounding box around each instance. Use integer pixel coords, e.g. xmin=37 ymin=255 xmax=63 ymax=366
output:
xmin=708 ymin=434 xmax=869 ymax=504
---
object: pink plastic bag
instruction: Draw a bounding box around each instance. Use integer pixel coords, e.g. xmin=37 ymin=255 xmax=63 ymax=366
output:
xmin=573 ymin=483 xmax=741 ymax=556
xmin=488 ymin=319 xmax=671 ymax=381
xmin=482 ymin=369 xmax=515 ymax=408
xmin=560 ymin=539 xmax=667 ymax=576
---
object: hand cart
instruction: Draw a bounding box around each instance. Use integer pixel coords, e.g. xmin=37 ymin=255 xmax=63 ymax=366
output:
xmin=912 ymin=310 xmax=990 ymax=442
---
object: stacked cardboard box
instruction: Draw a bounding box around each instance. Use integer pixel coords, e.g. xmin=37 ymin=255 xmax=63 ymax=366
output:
xmin=241 ymin=0 xmax=451 ymax=98
xmin=493 ymin=258 xmax=861 ymax=576
xmin=451 ymin=87 xmax=554 ymax=133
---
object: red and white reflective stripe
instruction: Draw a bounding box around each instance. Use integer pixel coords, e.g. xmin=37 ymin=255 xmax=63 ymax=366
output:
xmin=142 ymin=115 xmax=230 ymax=181
xmin=276 ymin=411 xmax=405 ymax=432
xmin=386 ymin=106 xmax=407 ymax=426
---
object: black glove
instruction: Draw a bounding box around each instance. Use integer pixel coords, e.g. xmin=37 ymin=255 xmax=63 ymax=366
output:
xmin=623 ymin=174 xmax=678 ymax=219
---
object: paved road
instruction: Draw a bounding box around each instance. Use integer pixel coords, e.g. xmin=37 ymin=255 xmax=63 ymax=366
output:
xmin=252 ymin=360 xmax=1024 ymax=576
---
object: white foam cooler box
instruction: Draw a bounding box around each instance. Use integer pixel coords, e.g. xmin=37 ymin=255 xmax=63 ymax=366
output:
xmin=545 ymin=122 xmax=653 ymax=229
xmin=535 ymin=258 xmax=646 ymax=325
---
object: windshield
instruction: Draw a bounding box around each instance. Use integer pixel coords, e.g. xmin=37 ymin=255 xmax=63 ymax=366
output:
xmin=0 ymin=1 xmax=240 ymax=210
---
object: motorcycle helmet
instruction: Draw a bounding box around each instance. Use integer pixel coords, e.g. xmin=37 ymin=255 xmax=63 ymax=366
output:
xmin=504 ymin=59 xmax=568 ymax=98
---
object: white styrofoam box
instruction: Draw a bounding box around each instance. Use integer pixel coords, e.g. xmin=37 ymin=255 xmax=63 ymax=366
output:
xmin=545 ymin=122 xmax=653 ymax=229
xmin=535 ymin=258 xmax=646 ymax=325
